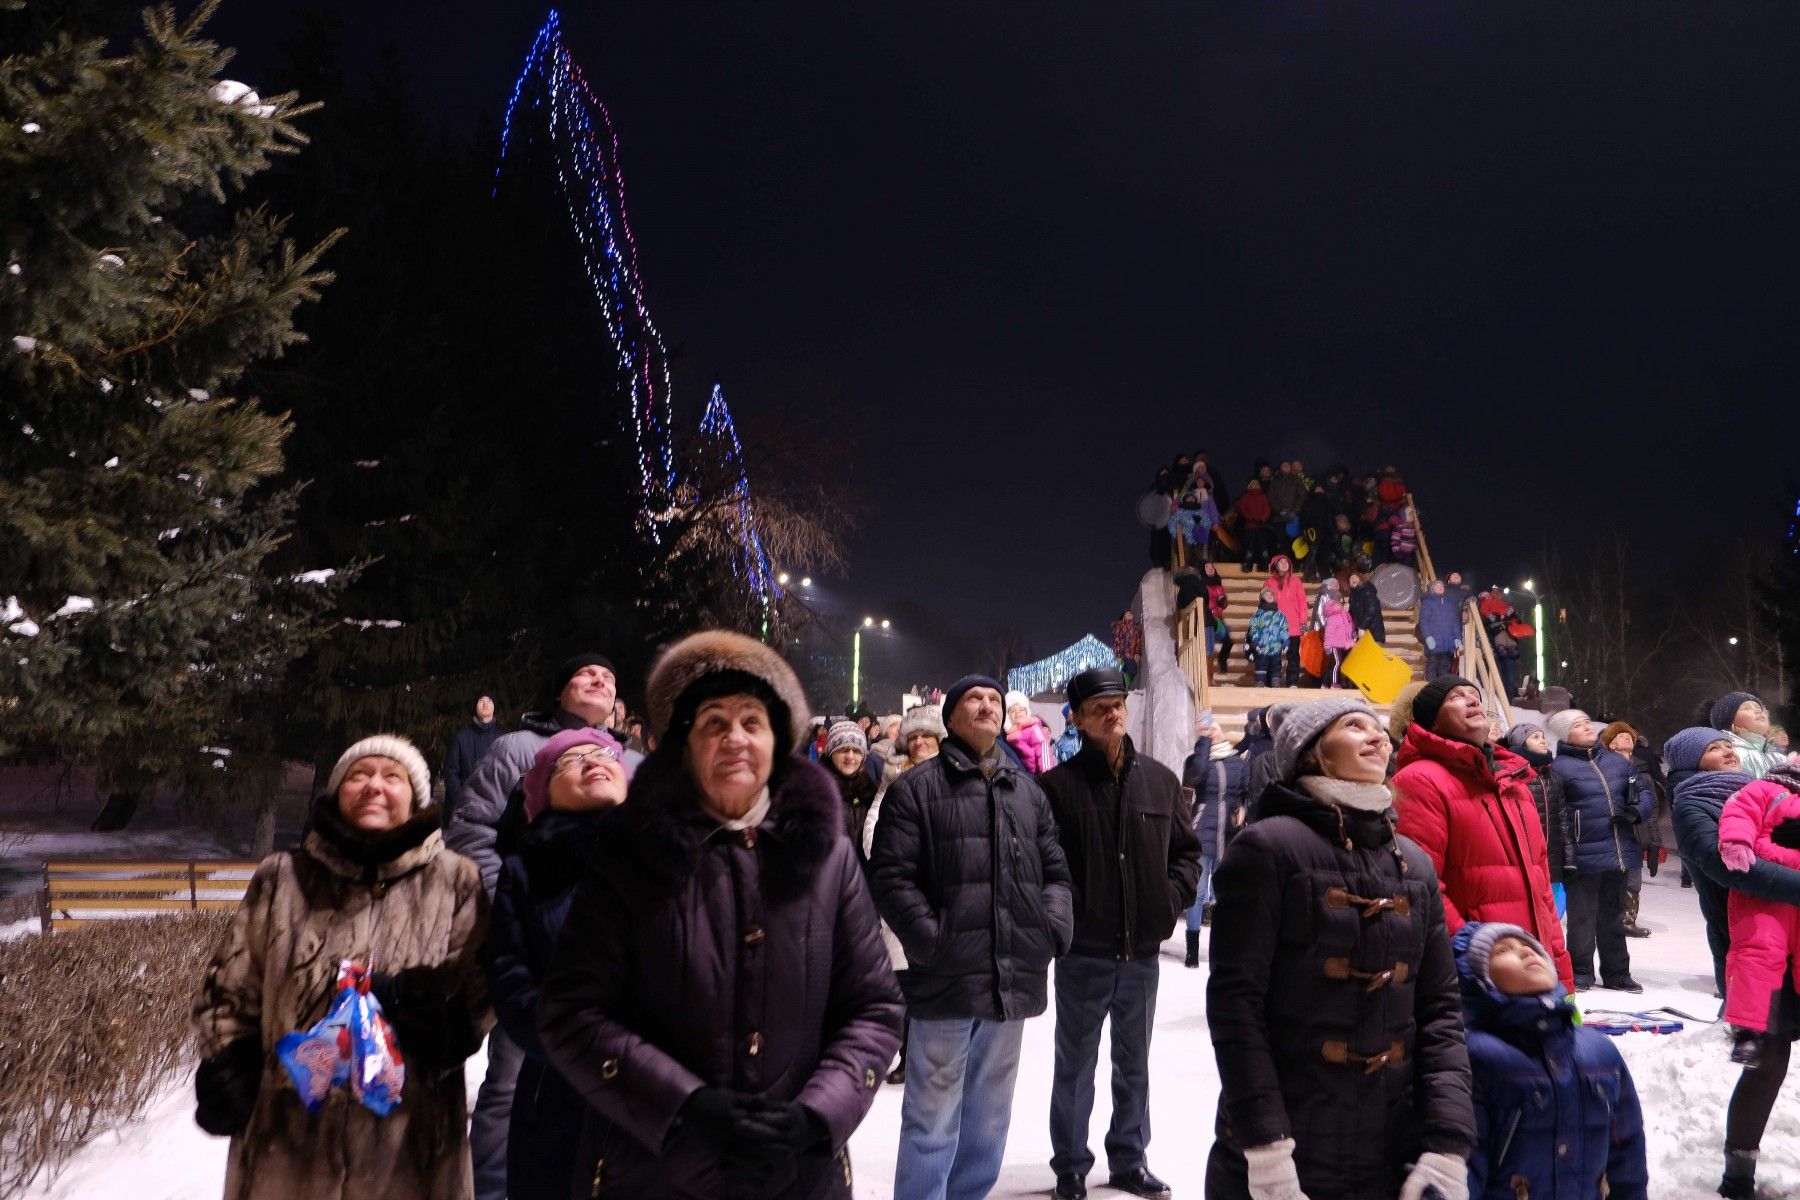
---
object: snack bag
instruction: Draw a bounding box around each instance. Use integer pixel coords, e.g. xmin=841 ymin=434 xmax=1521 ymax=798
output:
xmin=276 ymin=960 xmax=405 ymax=1115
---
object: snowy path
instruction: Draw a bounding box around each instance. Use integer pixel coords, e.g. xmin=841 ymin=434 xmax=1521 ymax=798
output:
xmin=20 ymin=866 xmax=1796 ymax=1198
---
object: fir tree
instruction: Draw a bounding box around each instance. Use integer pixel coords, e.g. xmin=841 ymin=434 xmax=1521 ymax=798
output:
xmin=0 ymin=0 xmax=347 ymax=825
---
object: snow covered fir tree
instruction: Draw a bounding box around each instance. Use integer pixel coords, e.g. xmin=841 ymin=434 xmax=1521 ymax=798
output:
xmin=0 ymin=1 xmax=347 ymax=828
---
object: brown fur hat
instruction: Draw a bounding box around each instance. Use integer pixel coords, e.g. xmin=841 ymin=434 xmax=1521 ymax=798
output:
xmin=647 ymin=630 xmax=812 ymax=757
xmin=1387 ymin=681 xmax=1428 ymax=744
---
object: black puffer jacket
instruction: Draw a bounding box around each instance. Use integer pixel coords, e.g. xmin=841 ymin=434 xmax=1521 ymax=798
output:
xmin=1207 ymin=781 xmax=1475 ymax=1199
xmin=1040 ymin=736 xmax=1201 ymax=961
xmin=1514 ymin=746 xmax=1575 ymax=880
xmin=868 ymin=735 xmax=1074 ymax=1021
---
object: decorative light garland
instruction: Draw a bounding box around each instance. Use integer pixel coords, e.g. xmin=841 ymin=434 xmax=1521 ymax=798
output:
xmin=699 ymin=384 xmax=780 ymax=623
xmin=1006 ymin=634 xmax=1122 ymax=699
xmin=498 ymin=10 xmax=677 ymax=536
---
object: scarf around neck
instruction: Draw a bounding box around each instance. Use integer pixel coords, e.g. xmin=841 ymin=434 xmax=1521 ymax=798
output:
xmin=1298 ymin=775 xmax=1394 ymax=813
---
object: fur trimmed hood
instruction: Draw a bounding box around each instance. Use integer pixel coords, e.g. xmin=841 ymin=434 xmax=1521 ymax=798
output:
xmin=645 ymin=629 xmax=811 ymax=749
xmin=599 ymin=750 xmax=845 ymax=898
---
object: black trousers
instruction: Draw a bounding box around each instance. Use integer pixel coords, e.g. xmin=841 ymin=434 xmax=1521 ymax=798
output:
xmin=1565 ymin=869 xmax=1630 ymax=984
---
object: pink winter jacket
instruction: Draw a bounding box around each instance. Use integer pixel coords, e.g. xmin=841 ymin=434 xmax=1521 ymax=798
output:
xmin=1264 ymin=571 xmax=1308 ymax=637
xmin=1719 ymin=780 xmax=1800 ymax=873
xmin=1718 ymin=779 xmax=1800 ymax=1030
xmin=1320 ymin=595 xmax=1356 ymax=650
xmin=1007 ymin=718 xmax=1054 ymax=775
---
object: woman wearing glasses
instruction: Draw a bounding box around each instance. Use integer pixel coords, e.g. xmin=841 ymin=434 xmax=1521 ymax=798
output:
xmin=483 ymin=727 xmax=635 ymax=1198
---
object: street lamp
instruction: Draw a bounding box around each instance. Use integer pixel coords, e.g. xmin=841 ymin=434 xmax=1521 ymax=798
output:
xmin=777 ymin=572 xmax=790 ymax=586
xmin=852 ymin=617 xmax=891 ymax=708
xmin=1515 ymin=580 xmax=1548 ymax=688
xmin=800 ymin=577 xmax=813 ymax=589
xmin=1729 ymin=636 xmax=1740 ymax=646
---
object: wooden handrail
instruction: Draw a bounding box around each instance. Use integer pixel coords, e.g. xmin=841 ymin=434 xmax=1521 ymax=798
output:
xmin=1406 ymin=492 xmax=1437 ymax=585
xmin=1175 ymin=597 xmax=1213 ymax=716
xmin=1458 ymin=601 xmax=1513 ymax=736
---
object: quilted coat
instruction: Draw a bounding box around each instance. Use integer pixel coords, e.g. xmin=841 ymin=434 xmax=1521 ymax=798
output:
xmin=192 ymin=800 xmax=491 ymax=1200
xmin=1454 ymin=925 xmax=1647 ymax=1200
xmin=537 ymin=754 xmax=902 ymax=1199
xmin=1392 ymin=726 xmax=1575 ymax=990
xmin=1548 ymin=745 xmax=1654 ymax=875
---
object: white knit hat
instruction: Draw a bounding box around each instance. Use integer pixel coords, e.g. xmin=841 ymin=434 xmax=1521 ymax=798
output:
xmin=1544 ymin=709 xmax=1590 ymax=745
xmin=325 ymin=734 xmax=432 ymax=810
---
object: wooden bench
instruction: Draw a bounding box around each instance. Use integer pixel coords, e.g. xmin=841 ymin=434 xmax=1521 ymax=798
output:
xmin=39 ymin=859 xmax=261 ymax=933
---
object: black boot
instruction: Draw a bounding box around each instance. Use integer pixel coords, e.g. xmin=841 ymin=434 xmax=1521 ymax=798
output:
xmin=1185 ymin=929 xmax=1200 ymax=968
xmin=1720 ymin=1146 xmax=1758 ymax=1198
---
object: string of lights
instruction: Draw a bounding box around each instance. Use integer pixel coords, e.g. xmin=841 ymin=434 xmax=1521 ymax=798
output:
xmin=1006 ymin=634 xmax=1122 ymax=699
xmin=498 ymin=10 xmax=677 ymax=536
xmin=699 ymin=384 xmax=780 ymax=624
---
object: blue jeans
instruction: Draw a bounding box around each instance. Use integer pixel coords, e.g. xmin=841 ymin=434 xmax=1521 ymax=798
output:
xmin=1049 ymin=955 xmax=1160 ymax=1177
xmin=469 ymin=1025 xmax=522 ymax=1200
xmin=1186 ymin=853 xmax=1219 ymax=931
xmin=893 ymin=1017 xmax=1027 ymax=1200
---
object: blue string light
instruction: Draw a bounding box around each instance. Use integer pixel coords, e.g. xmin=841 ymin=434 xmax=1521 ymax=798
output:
xmin=1006 ymin=634 xmax=1122 ymax=699
xmin=498 ymin=10 xmax=677 ymax=538
xmin=699 ymin=384 xmax=780 ymax=622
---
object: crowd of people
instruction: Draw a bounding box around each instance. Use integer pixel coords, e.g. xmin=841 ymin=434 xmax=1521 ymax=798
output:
xmin=184 ymin=626 xmax=1800 ymax=1200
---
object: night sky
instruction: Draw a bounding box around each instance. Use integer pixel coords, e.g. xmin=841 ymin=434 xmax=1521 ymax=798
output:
xmin=212 ymin=2 xmax=1800 ymax=658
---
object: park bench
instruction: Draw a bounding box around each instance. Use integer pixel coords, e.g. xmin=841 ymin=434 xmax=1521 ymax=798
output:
xmin=38 ymin=859 xmax=259 ymax=933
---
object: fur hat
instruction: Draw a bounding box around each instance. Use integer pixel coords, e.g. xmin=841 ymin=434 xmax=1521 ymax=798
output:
xmin=1005 ymin=690 xmax=1032 ymax=714
xmin=1598 ymin=721 xmax=1641 ymax=753
xmin=1711 ymin=691 xmax=1762 ymax=732
xmin=1387 ymin=681 xmax=1428 ymax=744
xmin=1665 ymin=726 xmax=1732 ymax=775
xmin=646 ymin=630 xmax=811 ymax=758
xmin=824 ymin=719 xmax=867 ymax=759
xmin=1267 ymin=695 xmax=1378 ymax=782
xmin=1461 ymin=921 xmax=1550 ymax=990
xmin=522 ymin=727 xmax=630 ymax=823
xmin=900 ymin=704 xmax=946 ymax=744
xmin=1545 ymin=708 xmax=1591 ymax=745
xmin=1411 ymin=675 xmax=1479 ymax=735
xmin=326 ymin=735 xmax=432 ymax=811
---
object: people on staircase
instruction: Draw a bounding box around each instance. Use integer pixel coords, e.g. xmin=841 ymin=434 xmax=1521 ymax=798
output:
xmin=1170 ymin=486 xmax=1221 ymax=558
xmin=1388 ymin=503 xmax=1419 ymax=568
xmin=1234 ymin=480 xmax=1274 ymax=573
xmin=1316 ymin=579 xmax=1357 ymax=688
xmin=1268 ymin=460 xmax=1306 ymax=522
xmin=1418 ymin=579 xmax=1463 ymax=680
xmin=1040 ymin=668 xmax=1199 ymax=1200
xmin=1391 ymin=677 xmax=1576 ymax=991
xmin=1202 ymin=562 xmax=1234 ymax=678
xmin=1249 ymin=589 xmax=1290 ymax=688
xmin=1545 ymin=708 xmax=1653 ymax=992
xmin=1348 ymin=571 xmax=1386 ymax=646
xmin=1205 ymin=695 xmax=1475 ymax=1200
xmin=1264 ymin=556 xmax=1308 ymax=687
xmin=1710 ymin=691 xmax=1794 ymax=778
xmin=1112 ymin=609 xmax=1144 ymax=688
xmin=1500 ymin=723 xmax=1575 ymax=893
xmin=1298 ymin=484 xmax=1338 ymax=582
xmin=1477 ymin=589 xmax=1522 ymax=698
xmin=1601 ymin=721 xmax=1658 ymax=939
xmin=1183 ymin=709 xmax=1250 ymax=966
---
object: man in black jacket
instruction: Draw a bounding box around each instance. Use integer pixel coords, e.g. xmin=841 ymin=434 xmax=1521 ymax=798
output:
xmin=1039 ymin=668 xmax=1200 ymax=1200
xmin=870 ymin=674 xmax=1075 ymax=1200
xmin=439 ymin=693 xmax=502 ymax=816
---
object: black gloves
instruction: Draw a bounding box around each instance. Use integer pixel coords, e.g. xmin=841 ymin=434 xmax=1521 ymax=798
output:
xmin=1773 ymin=819 xmax=1800 ymax=851
xmin=194 ymin=1035 xmax=262 ymax=1137
xmin=1646 ymin=847 xmax=1659 ymax=877
xmin=738 ymin=1099 xmax=829 ymax=1156
xmin=370 ymin=964 xmax=482 ymax=1073
xmin=679 ymin=1088 xmax=830 ymax=1191
xmin=1611 ymin=811 xmax=1640 ymax=827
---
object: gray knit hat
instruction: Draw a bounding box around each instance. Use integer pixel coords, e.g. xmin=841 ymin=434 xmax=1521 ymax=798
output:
xmin=325 ymin=734 xmax=432 ymax=810
xmin=1267 ymin=695 xmax=1378 ymax=782
xmin=1544 ymin=708 xmax=1590 ymax=744
xmin=824 ymin=719 xmax=867 ymax=759
xmin=1502 ymin=723 xmax=1544 ymax=755
xmin=1711 ymin=691 xmax=1762 ymax=732
xmin=1462 ymin=922 xmax=1550 ymax=989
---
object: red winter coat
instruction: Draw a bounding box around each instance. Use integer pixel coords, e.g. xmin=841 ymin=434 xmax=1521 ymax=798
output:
xmin=1392 ymin=725 xmax=1575 ymax=990
xmin=1264 ymin=570 xmax=1308 ymax=637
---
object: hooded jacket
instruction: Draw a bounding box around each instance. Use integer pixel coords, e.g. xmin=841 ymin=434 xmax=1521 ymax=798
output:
xmin=1724 ymin=728 xmax=1792 ymax=779
xmin=1512 ymin=744 xmax=1574 ymax=882
xmin=1348 ymin=582 xmax=1385 ymax=643
xmin=484 ymin=805 xmax=631 ymax=1199
xmin=193 ymin=801 xmax=491 ymax=1200
xmin=1453 ymin=926 xmax=1647 ymax=1200
xmin=1671 ymin=767 xmax=1800 ymax=995
xmin=1007 ymin=714 xmax=1056 ymax=775
xmin=1250 ymin=602 xmax=1292 ymax=658
xmin=1184 ymin=734 xmax=1251 ymax=861
xmin=867 ymin=736 xmax=1074 ymax=1021
xmin=1235 ymin=488 xmax=1272 ymax=528
xmin=1207 ymin=780 xmax=1475 ymax=1197
xmin=1417 ymin=592 xmax=1462 ymax=655
xmin=1548 ymin=745 xmax=1654 ymax=874
xmin=537 ymin=755 xmax=902 ymax=1200
xmin=1392 ymin=726 xmax=1575 ymax=990
xmin=1265 ymin=569 xmax=1308 ymax=636
xmin=1039 ymin=735 xmax=1201 ymax=960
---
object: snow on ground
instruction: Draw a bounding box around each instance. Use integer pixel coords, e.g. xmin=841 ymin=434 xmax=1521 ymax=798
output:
xmin=17 ymin=865 xmax=1796 ymax=1198
xmin=2 ymin=829 xmax=238 ymax=860
xmin=0 ymin=916 xmax=40 ymax=942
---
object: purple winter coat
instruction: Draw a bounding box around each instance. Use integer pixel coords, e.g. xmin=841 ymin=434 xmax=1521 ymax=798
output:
xmin=538 ymin=752 xmax=903 ymax=1199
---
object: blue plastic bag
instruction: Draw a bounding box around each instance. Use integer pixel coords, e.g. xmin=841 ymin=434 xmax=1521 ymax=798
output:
xmin=276 ymin=960 xmax=405 ymax=1116
xmin=1552 ymin=882 xmax=1566 ymax=919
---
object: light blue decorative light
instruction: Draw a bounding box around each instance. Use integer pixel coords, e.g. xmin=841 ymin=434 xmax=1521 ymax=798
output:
xmin=1007 ymin=634 xmax=1122 ymax=699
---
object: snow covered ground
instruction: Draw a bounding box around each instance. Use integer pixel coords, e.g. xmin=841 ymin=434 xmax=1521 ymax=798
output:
xmin=19 ymin=866 xmax=1796 ymax=1199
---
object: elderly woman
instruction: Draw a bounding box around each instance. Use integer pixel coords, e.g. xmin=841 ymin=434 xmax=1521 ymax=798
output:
xmin=192 ymin=735 xmax=490 ymax=1200
xmin=483 ymin=727 xmax=634 ymax=1200
xmin=1207 ymin=697 xmax=1474 ymax=1200
xmin=539 ymin=630 xmax=903 ymax=1198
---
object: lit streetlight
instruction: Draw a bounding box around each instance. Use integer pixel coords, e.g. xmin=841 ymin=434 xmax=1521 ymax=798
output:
xmin=777 ymin=572 xmax=790 ymax=586
xmin=853 ymin=617 xmax=892 ymax=707
xmin=800 ymin=577 xmax=813 ymax=589
xmin=1515 ymin=580 xmax=1549 ymax=688
xmin=1729 ymin=636 xmax=1740 ymax=646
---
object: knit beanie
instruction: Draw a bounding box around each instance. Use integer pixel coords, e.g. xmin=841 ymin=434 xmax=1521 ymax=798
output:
xmin=521 ymin=727 xmax=630 ymax=823
xmin=1598 ymin=721 xmax=1641 ymax=752
xmin=325 ymin=735 xmax=432 ymax=811
xmin=1711 ymin=691 xmax=1762 ymax=732
xmin=1267 ymin=695 xmax=1377 ymax=782
xmin=1411 ymin=675 xmax=1479 ymax=735
xmin=1545 ymin=708 xmax=1590 ymax=744
xmin=1005 ymin=690 xmax=1031 ymax=714
xmin=1462 ymin=922 xmax=1550 ymax=990
xmin=900 ymin=704 xmax=946 ymax=743
xmin=944 ymin=675 xmax=1003 ymax=725
xmin=1665 ymin=726 xmax=1733 ymax=775
xmin=824 ymin=719 xmax=867 ymax=759
xmin=1502 ymin=723 xmax=1544 ymax=755
xmin=546 ymin=652 xmax=616 ymax=708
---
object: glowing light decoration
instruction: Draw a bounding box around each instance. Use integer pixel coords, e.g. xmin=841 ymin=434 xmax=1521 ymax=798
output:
xmin=699 ymin=384 xmax=780 ymax=622
xmin=1006 ymin=634 xmax=1122 ymax=699
xmin=498 ymin=11 xmax=677 ymax=535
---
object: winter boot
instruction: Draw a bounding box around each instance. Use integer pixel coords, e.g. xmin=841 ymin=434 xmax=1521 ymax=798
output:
xmin=1719 ymin=1146 xmax=1759 ymax=1198
xmin=1623 ymin=891 xmax=1651 ymax=938
xmin=1185 ymin=929 xmax=1200 ymax=968
xmin=1730 ymin=1029 xmax=1768 ymax=1068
